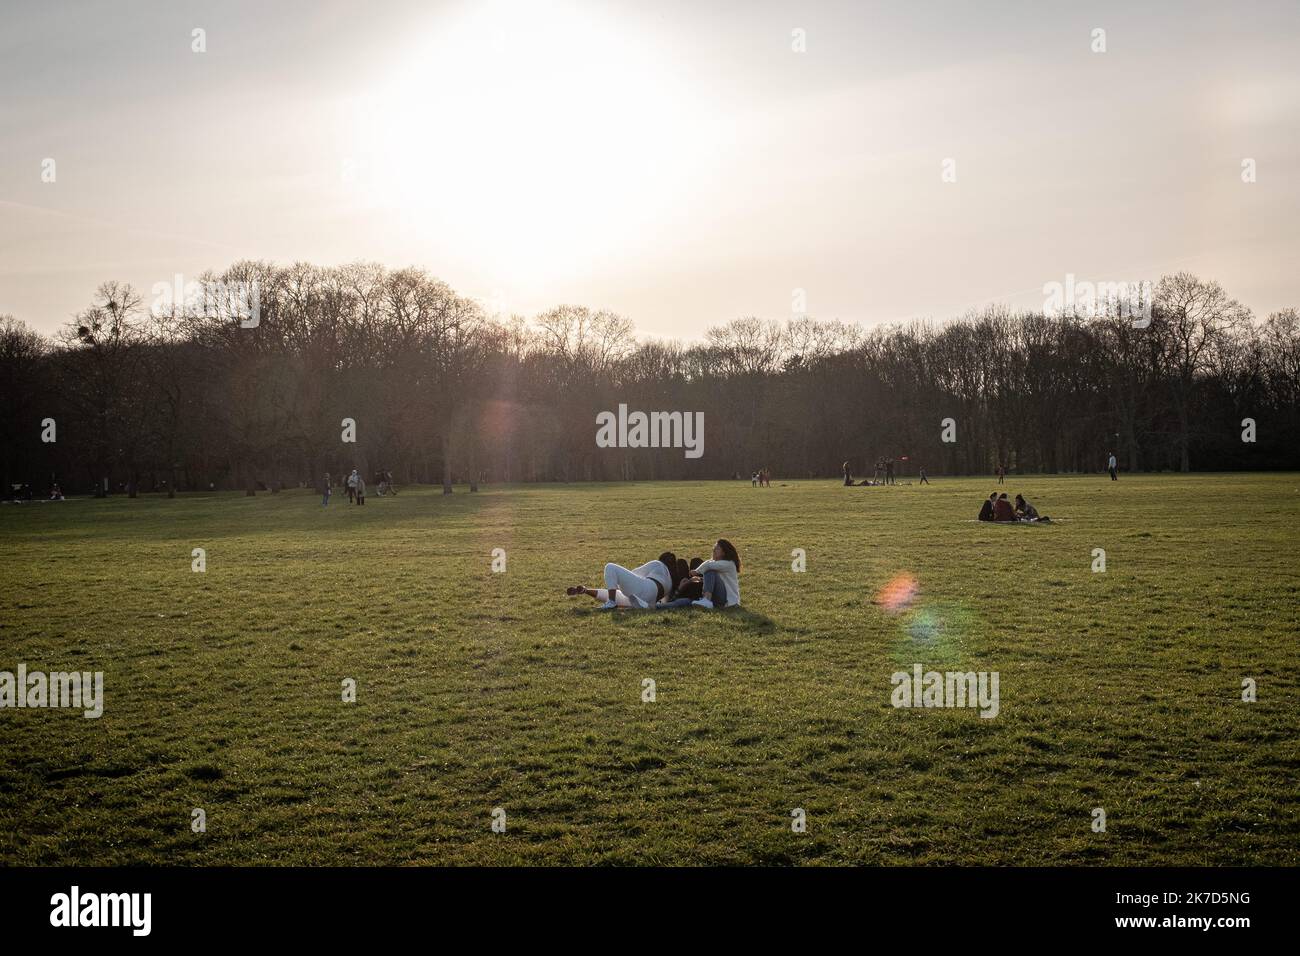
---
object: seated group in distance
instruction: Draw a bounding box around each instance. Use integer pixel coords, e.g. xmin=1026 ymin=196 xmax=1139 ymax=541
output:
xmin=978 ymin=492 xmax=1050 ymax=523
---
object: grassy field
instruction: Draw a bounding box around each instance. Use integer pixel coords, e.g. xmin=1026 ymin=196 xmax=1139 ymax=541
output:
xmin=1 ymin=473 xmax=1297 ymax=866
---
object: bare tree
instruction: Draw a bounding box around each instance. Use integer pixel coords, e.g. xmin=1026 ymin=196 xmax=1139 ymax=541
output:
xmin=1155 ymin=273 xmax=1252 ymax=471
xmin=4 ymin=267 xmax=1295 ymax=493
xmin=59 ymin=282 xmax=147 ymax=495
xmin=0 ymin=316 xmax=49 ymax=496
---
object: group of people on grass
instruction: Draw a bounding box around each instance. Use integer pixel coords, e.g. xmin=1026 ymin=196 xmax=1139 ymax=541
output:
xmin=750 ymin=469 xmax=771 ymax=487
xmin=5 ymin=482 xmax=64 ymax=501
xmin=843 ymin=460 xmax=928 ymax=486
xmin=320 ymin=469 xmax=372 ymax=506
xmin=566 ymin=539 xmax=742 ymax=610
xmin=978 ymin=492 xmax=1048 ymax=523
xmin=319 ymin=469 xmax=401 ymax=506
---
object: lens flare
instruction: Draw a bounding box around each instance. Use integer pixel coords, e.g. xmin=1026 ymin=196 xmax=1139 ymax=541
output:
xmin=906 ymin=607 xmax=941 ymax=642
xmin=874 ymin=573 xmax=918 ymax=613
xmin=891 ymin=600 xmax=981 ymax=670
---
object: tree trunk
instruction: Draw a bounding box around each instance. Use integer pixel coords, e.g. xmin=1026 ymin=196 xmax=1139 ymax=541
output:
xmin=442 ymin=433 xmax=453 ymax=495
xmin=1177 ymin=406 xmax=1191 ymax=472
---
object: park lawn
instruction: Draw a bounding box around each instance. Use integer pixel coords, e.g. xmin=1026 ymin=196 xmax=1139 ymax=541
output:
xmin=0 ymin=473 xmax=1297 ymax=866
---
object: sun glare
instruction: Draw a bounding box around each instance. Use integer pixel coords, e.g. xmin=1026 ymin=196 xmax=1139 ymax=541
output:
xmin=348 ymin=0 xmax=696 ymax=284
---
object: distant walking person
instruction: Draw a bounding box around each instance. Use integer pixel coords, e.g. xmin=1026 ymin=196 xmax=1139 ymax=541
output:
xmin=321 ymin=472 xmax=332 ymax=506
xmin=1107 ymin=452 xmax=1118 ymax=481
xmin=997 ymin=464 xmax=1006 ymax=485
xmin=885 ymin=458 xmax=895 ymax=485
xmin=843 ymin=461 xmax=853 ymax=486
xmin=918 ymin=466 xmax=929 ymax=485
xmin=355 ymin=475 xmax=366 ymax=505
xmin=347 ymin=469 xmax=358 ymax=502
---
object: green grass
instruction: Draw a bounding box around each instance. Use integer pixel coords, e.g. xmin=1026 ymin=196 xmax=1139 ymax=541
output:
xmin=1 ymin=474 xmax=1297 ymax=865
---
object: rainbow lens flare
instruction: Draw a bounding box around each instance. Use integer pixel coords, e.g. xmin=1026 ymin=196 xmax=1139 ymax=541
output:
xmin=906 ymin=607 xmax=941 ymax=641
xmin=874 ymin=572 xmax=919 ymax=613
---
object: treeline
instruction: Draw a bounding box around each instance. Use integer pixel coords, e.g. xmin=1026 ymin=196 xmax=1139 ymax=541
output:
xmin=1 ymin=262 xmax=1298 ymax=496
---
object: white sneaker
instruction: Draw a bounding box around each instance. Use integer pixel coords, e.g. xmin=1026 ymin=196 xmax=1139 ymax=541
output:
xmin=599 ymin=600 xmax=618 ymax=610
xmin=691 ymin=598 xmax=714 ymax=609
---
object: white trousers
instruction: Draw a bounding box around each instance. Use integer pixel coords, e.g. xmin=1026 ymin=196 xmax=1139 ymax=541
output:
xmin=591 ymin=588 xmax=633 ymax=608
xmin=603 ymin=563 xmax=660 ymax=609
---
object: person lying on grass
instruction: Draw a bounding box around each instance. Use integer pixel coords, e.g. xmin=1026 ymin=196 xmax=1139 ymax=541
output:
xmin=657 ymin=557 xmax=707 ymax=608
xmin=674 ymin=557 xmax=704 ymax=601
xmin=566 ymin=544 xmax=742 ymax=610
xmin=567 ymin=552 xmax=679 ymax=609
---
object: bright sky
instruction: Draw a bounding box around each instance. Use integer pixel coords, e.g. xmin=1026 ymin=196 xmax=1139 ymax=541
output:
xmin=3 ymin=0 xmax=1299 ymax=337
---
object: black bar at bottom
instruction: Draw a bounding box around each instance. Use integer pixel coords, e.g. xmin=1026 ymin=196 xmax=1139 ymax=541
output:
xmin=0 ymin=866 xmax=1285 ymax=941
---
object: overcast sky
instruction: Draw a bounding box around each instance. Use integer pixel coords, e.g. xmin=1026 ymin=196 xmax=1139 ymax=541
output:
xmin=3 ymin=0 xmax=1299 ymax=337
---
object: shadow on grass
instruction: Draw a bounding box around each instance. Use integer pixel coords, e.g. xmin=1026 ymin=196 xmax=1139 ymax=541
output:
xmin=572 ymin=604 xmax=778 ymax=633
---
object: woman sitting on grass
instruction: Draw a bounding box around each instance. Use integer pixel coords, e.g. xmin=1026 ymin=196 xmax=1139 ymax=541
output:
xmin=688 ymin=539 xmax=742 ymax=609
xmin=1014 ymin=494 xmax=1050 ymax=522
xmin=567 ymin=552 xmax=679 ymax=609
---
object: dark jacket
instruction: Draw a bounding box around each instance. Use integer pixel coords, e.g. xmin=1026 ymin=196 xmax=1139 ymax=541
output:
xmin=978 ymin=499 xmax=995 ymax=521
